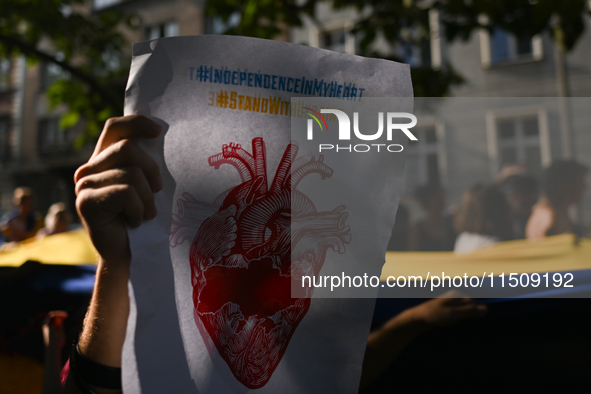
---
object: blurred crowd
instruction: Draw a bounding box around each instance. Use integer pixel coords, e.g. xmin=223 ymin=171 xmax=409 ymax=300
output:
xmin=390 ymin=159 xmax=589 ymax=254
xmin=0 ymin=187 xmax=75 ymax=250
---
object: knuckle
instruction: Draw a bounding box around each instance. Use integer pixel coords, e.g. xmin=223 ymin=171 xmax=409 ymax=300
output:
xmin=130 ymin=114 xmax=147 ymax=123
xmin=74 ymin=179 xmax=87 ymax=196
xmin=74 ymin=163 xmax=89 ymax=183
xmin=121 ymin=186 xmax=142 ymax=209
xmin=107 ymin=168 xmax=126 ymax=184
xmin=75 ymin=189 xmax=94 ymax=216
xmin=118 ymin=183 xmax=133 ymax=197
xmin=145 ymin=189 xmax=155 ymax=205
xmin=148 ymin=157 xmax=159 ymax=173
xmin=115 ymin=138 xmax=135 ymax=155
xmin=104 ymin=117 xmax=115 ymax=130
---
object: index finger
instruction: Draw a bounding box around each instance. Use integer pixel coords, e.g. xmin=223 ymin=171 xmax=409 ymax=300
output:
xmin=94 ymin=115 xmax=162 ymax=157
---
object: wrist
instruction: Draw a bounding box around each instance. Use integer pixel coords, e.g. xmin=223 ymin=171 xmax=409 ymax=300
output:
xmin=78 ymin=257 xmax=130 ymax=367
xmin=70 ymin=343 xmax=122 ymax=392
xmin=97 ymin=257 xmax=130 ymax=281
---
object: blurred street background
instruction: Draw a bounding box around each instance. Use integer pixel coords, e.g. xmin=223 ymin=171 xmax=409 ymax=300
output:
xmin=1 ymin=1 xmax=591 ymax=393
xmin=1 ymin=0 xmax=590 ymax=231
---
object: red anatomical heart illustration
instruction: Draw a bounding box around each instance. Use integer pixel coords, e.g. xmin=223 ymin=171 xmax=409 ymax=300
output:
xmin=188 ymin=137 xmax=350 ymax=389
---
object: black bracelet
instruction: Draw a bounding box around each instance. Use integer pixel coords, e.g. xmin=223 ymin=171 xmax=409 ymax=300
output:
xmin=70 ymin=342 xmax=122 ymax=391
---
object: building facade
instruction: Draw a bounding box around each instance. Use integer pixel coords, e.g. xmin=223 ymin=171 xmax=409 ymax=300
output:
xmin=0 ymin=0 xmax=206 ymax=218
xmin=291 ymin=5 xmax=591 ymax=230
xmin=1 ymin=1 xmax=590 ymax=230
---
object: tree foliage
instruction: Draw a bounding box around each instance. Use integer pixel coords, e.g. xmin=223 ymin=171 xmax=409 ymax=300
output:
xmin=1 ymin=0 xmax=588 ymax=147
xmin=208 ymin=0 xmax=464 ymax=96
xmin=0 ymin=0 xmax=134 ymax=145
xmin=208 ymin=0 xmax=589 ymax=96
xmin=439 ymin=0 xmax=588 ymax=51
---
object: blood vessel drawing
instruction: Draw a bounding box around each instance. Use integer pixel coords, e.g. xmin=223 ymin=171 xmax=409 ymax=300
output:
xmin=171 ymin=137 xmax=350 ymax=389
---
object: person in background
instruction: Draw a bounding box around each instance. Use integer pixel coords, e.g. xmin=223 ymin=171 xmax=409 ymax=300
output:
xmin=0 ymin=199 xmax=4 ymax=247
xmin=409 ymin=183 xmax=456 ymax=251
xmin=495 ymin=163 xmax=527 ymax=183
xmin=1 ymin=187 xmax=43 ymax=242
xmin=454 ymin=184 xmax=514 ymax=254
xmin=387 ymin=204 xmax=410 ymax=251
xmin=42 ymin=311 xmax=68 ymax=394
xmin=500 ymin=174 xmax=540 ymax=239
xmin=37 ymin=203 xmax=72 ymax=239
xmin=526 ymin=160 xmax=588 ymax=239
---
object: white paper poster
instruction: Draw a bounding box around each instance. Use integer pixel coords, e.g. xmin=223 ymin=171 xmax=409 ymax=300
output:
xmin=124 ymin=35 xmax=412 ymax=393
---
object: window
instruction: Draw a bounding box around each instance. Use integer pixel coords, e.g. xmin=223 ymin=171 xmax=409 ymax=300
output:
xmin=0 ymin=117 xmax=10 ymax=164
xmin=487 ymin=108 xmax=551 ymax=178
xmin=318 ymin=26 xmax=355 ymax=55
xmin=320 ymin=28 xmax=347 ymax=52
xmin=480 ymin=26 xmax=543 ymax=68
xmin=38 ymin=118 xmax=71 ymax=157
xmin=495 ymin=115 xmax=543 ymax=176
xmin=40 ymin=61 xmax=66 ymax=91
xmin=145 ymin=21 xmax=180 ymax=40
xmin=206 ymin=12 xmax=241 ymax=35
xmin=93 ymin=0 xmax=120 ymax=10
xmin=400 ymin=38 xmax=432 ymax=68
xmin=393 ymin=19 xmax=434 ymax=68
xmin=404 ymin=125 xmax=442 ymax=194
xmin=0 ymin=59 xmax=10 ymax=90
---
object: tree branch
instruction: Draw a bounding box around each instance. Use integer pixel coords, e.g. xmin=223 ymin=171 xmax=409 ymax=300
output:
xmin=0 ymin=33 xmax=122 ymax=111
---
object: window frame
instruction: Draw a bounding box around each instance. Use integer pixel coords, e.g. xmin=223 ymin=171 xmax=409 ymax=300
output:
xmin=485 ymin=107 xmax=550 ymax=177
xmin=311 ymin=22 xmax=356 ymax=55
xmin=0 ymin=58 xmax=11 ymax=91
xmin=479 ymin=17 xmax=543 ymax=68
xmin=403 ymin=117 xmax=448 ymax=193
xmin=144 ymin=20 xmax=180 ymax=41
xmin=0 ymin=116 xmax=10 ymax=165
xmin=429 ymin=8 xmax=442 ymax=70
xmin=37 ymin=117 xmax=71 ymax=157
xmin=93 ymin=0 xmax=120 ymax=11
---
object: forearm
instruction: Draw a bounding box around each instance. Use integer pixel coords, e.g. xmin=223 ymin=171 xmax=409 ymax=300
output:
xmin=66 ymin=115 xmax=162 ymax=393
xmin=64 ymin=258 xmax=130 ymax=393
xmin=79 ymin=259 xmax=130 ymax=366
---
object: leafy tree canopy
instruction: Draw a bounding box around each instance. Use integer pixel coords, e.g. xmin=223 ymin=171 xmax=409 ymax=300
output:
xmin=208 ymin=0 xmax=464 ymax=96
xmin=0 ymin=0 xmax=134 ymax=145
xmin=1 ymin=0 xmax=588 ymax=146
xmin=209 ymin=0 xmax=589 ymax=94
xmin=439 ymin=0 xmax=588 ymax=51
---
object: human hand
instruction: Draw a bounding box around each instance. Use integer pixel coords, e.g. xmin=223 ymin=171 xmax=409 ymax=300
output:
xmin=404 ymin=291 xmax=487 ymax=330
xmin=74 ymin=115 xmax=162 ymax=266
xmin=362 ymin=291 xmax=486 ymax=388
